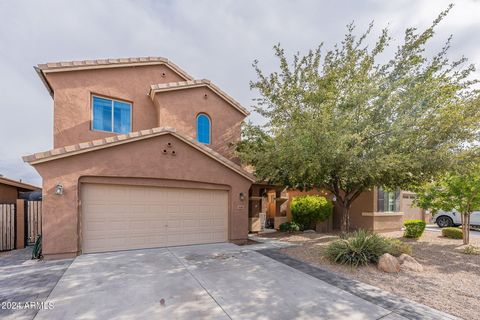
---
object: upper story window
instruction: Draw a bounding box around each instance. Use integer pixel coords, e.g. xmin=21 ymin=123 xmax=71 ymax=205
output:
xmin=196 ymin=113 xmax=211 ymax=144
xmin=92 ymin=96 xmax=132 ymax=134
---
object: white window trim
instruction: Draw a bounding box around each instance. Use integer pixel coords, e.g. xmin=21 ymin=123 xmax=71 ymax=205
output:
xmin=91 ymin=95 xmax=132 ymax=134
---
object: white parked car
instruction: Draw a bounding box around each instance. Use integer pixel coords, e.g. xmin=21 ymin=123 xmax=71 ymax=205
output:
xmin=433 ymin=210 xmax=480 ymax=228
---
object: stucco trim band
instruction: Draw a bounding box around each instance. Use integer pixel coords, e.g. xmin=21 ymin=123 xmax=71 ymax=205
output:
xmin=362 ymin=212 xmax=405 ymax=217
xmin=149 ymin=79 xmax=250 ymax=116
xmin=23 ymin=127 xmax=256 ymax=182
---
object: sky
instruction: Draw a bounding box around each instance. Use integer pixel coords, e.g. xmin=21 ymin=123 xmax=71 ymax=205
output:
xmin=0 ymin=0 xmax=479 ymax=186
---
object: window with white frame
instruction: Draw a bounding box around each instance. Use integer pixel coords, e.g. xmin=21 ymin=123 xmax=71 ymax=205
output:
xmin=92 ymin=96 xmax=132 ymax=134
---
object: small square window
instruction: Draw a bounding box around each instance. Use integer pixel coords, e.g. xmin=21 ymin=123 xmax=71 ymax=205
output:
xmin=92 ymin=96 xmax=131 ymax=134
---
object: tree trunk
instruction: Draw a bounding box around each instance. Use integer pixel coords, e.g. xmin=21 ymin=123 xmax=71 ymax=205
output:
xmin=341 ymin=202 xmax=351 ymax=232
xmin=462 ymin=213 xmax=470 ymax=245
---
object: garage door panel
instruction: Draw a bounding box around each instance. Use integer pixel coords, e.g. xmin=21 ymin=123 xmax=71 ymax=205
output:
xmin=81 ymin=184 xmax=228 ymax=253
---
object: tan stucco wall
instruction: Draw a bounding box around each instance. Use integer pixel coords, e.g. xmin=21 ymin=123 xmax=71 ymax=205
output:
xmin=33 ymin=134 xmax=252 ymax=259
xmin=153 ymin=87 xmax=244 ymax=161
xmin=373 ymin=214 xmax=404 ymax=232
xmin=45 ymin=65 xmax=186 ymax=148
xmin=0 ymin=183 xmax=18 ymax=203
xmin=341 ymin=190 xmax=375 ymax=231
xmin=400 ymin=191 xmax=424 ymax=221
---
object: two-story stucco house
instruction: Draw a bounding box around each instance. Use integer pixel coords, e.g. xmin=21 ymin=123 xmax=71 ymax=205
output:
xmin=23 ymin=57 xmax=256 ymax=259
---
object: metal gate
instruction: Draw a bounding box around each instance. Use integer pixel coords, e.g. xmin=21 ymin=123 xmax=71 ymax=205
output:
xmin=26 ymin=201 xmax=42 ymax=245
xmin=0 ymin=204 xmax=16 ymax=251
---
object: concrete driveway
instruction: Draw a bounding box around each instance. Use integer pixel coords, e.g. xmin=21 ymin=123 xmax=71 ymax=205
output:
xmin=34 ymin=243 xmax=454 ymax=320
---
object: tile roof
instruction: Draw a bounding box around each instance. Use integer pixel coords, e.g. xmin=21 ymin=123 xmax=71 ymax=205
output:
xmin=149 ymin=79 xmax=249 ymax=116
xmin=35 ymin=56 xmax=194 ymax=97
xmin=0 ymin=176 xmax=40 ymax=191
xmin=36 ymin=56 xmax=193 ymax=80
xmin=23 ymin=127 xmax=256 ymax=182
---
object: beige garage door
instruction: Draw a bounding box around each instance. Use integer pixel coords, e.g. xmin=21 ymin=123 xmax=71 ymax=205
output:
xmin=81 ymin=184 xmax=228 ymax=253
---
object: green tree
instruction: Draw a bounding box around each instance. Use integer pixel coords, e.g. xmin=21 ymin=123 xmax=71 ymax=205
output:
xmin=415 ymin=162 xmax=480 ymax=245
xmin=237 ymin=6 xmax=480 ymax=231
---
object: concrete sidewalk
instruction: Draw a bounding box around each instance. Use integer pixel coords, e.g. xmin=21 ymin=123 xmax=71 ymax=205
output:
xmin=0 ymin=248 xmax=72 ymax=320
xmin=33 ymin=243 xmax=456 ymax=320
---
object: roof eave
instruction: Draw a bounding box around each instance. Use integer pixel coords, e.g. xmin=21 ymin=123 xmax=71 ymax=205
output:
xmin=0 ymin=177 xmax=41 ymax=191
xmin=34 ymin=66 xmax=54 ymax=98
xmin=23 ymin=129 xmax=256 ymax=183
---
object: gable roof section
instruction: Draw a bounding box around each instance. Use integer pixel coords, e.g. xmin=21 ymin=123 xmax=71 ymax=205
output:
xmin=0 ymin=176 xmax=40 ymax=191
xmin=23 ymin=127 xmax=256 ymax=182
xmin=35 ymin=57 xmax=194 ymax=97
xmin=149 ymin=79 xmax=249 ymax=116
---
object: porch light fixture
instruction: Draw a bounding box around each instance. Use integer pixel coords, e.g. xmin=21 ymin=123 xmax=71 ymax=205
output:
xmin=239 ymin=192 xmax=245 ymax=201
xmin=55 ymin=183 xmax=64 ymax=195
xmin=332 ymin=195 xmax=337 ymax=202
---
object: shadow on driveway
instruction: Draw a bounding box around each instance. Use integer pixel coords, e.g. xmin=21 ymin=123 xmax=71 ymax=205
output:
xmin=0 ymin=247 xmax=72 ymax=320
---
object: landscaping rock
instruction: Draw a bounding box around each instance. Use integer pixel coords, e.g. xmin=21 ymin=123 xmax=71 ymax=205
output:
xmin=398 ymin=254 xmax=423 ymax=272
xmin=303 ymin=230 xmax=316 ymax=233
xmin=377 ymin=253 xmax=400 ymax=273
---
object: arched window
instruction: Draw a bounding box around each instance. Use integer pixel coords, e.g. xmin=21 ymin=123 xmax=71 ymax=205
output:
xmin=196 ymin=114 xmax=211 ymax=144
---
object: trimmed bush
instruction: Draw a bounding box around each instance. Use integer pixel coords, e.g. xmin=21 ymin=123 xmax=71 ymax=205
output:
xmin=442 ymin=227 xmax=463 ymax=239
xmin=385 ymin=238 xmax=412 ymax=257
xmin=403 ymin=220 xmax=426 ymax=238
xmin=279 ymin=221 xmax=301 ymax=233
xmin=326 ymin=229 xmax=390 ymax=267
xmin=291 ymin=195 xmax=333 ymax=230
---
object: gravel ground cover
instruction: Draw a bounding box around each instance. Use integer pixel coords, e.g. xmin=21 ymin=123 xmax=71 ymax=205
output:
xmin=260 ymin=230 xmax=480 ymax=320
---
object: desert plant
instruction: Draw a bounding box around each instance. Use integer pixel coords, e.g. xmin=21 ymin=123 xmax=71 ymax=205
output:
xmin=326 ymin=229 xmax=389 ymax=267
xmin=442 ymin=227 xmax=463 ymax=239
xmin=291 ymin=195 xmax=333 ymax=230
xmin=463 ymin=245 xmax=480 ymax=255
xmin=385 ymin=238 xmax=412 ymax=257
xmin=403 ymin=220 xmax=426 ymax=238
xmin=32 ymin=234 xmax=42 ymax=259
xmin=279 ymin=221 xmax=301 ymax=233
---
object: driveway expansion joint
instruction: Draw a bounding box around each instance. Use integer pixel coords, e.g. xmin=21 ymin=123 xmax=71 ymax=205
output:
xmin=167 ymin=248 xmax=233 ymax=320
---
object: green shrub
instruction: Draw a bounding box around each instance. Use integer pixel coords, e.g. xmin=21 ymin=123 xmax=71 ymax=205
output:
xmin=291 ymin=195 xmax=333 ymax=230
xmin=442 ymin=227 xmax=463 ymax=239
xmin=403 ymin=220 xmax=426 ymax=238
xmin=385 ymin=238 xmax=412 ymax=256
xmin=463 ymin=245 xmax=480 ymax=255
xmin=279 ymin=221 xmax=301 ymax=232
xmin=326 ymin=229 xmax=390 ymax=267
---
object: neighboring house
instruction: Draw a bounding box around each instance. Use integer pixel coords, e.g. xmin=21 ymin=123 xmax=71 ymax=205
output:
xmin=24 ymin=57 xmax=256 ymax=259
xmin=0 ymin=176 xmax=41 ymax=203
xmin=278 ymin=188 xmax=426 ymax=232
